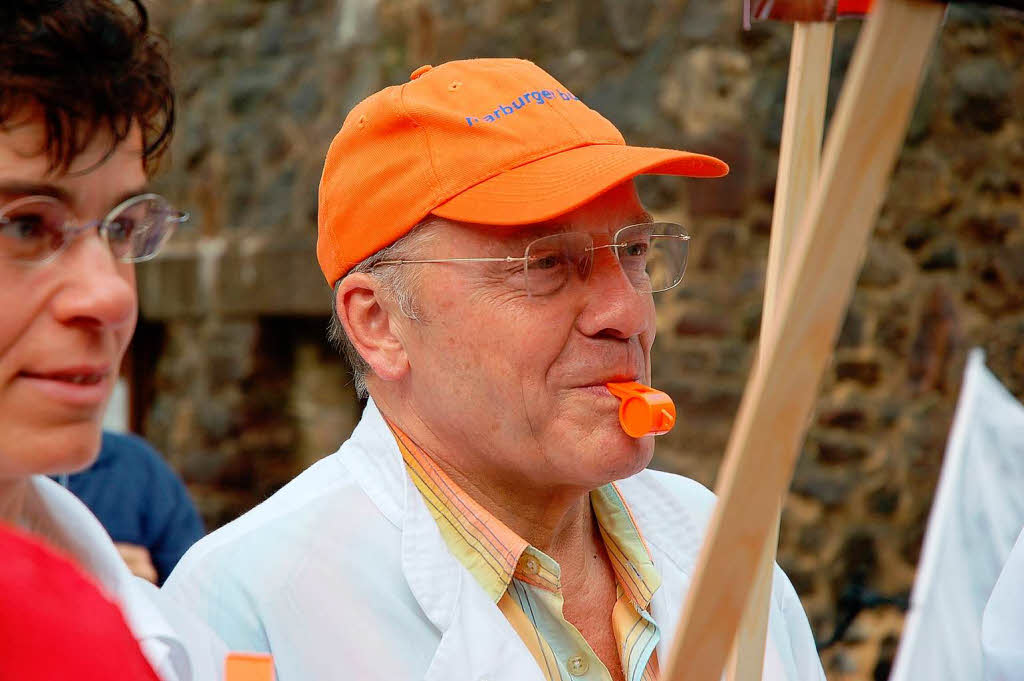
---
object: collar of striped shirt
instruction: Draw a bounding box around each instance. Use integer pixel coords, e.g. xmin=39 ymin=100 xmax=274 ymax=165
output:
xmin=389 ymin=420 xmax=667 ymax=680
xmin=387 ymin=418 xmax=663 ymax=616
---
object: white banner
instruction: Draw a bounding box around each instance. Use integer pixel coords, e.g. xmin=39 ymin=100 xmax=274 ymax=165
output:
xmin=890 ymin=348 xmax=1024 ymax=681
xmin=983 ymin=526 xmax=1024 ymax=680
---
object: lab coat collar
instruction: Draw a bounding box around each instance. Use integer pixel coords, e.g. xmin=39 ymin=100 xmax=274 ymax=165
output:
xmin=339 ymin=399 xmax=463 ymax=629
xmin=342 ymin=399 xmax=546 ymax=680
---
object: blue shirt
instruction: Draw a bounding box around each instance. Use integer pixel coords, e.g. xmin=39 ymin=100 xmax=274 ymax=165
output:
xmin=57 ymin=431 xmax=204 ymax=585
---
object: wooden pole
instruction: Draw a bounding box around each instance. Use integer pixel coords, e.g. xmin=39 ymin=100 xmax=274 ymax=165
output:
xmin=663 ymin=2 xmax=945 ymax=679
xmin=761 ymin=23 xmax=835 ymax=345
xmin=725 ymin=21 xmax=835 ymax=681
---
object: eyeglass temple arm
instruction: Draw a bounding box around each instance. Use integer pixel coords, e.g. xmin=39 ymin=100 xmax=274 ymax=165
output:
xmin=376 ymin=233 xmax=690 ymax=264
xmin=375 ymin=256 xmax=525 ymax=266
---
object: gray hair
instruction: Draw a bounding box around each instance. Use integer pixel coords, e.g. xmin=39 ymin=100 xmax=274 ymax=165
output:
xmin=327 ymin=221 xmax=439 ymax=398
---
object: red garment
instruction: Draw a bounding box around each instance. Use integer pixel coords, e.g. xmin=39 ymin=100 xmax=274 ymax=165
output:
xmin=0 ymin=522 xmax=161 ymax=681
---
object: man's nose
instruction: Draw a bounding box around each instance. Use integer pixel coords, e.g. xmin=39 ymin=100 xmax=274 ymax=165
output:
xmin=577 ymin=248 xmax=651 ymax=340
xmin=50 ymin=233 xmax=137 ymax=330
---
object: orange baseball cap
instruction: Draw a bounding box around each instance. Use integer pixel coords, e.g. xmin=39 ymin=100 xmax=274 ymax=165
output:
xmin=317 ymin=58 xmax=729 ymax=285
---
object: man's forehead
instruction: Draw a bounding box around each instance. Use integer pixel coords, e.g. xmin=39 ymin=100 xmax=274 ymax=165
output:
xmin=463 ymin=210 xmax=655 ymax=248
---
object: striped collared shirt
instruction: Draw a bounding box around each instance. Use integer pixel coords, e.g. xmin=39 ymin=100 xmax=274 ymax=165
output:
xmin=390 ymin=423 xmax=662 ymax=681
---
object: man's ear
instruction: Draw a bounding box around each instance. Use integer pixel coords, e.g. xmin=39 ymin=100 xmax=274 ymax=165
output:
xmin=334 ymin=273 xmax=410 ymax=384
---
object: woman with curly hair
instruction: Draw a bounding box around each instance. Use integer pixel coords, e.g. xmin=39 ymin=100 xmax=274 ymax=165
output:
xmin=0 ymin=2 xmax=225 ymax=678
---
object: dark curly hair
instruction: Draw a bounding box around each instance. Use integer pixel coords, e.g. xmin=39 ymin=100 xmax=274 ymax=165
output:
xmin=0 ymin=0 xmax=174 ymax=173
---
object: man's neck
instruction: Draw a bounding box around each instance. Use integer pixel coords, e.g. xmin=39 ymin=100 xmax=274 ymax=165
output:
xmin=373 ymin=391 xmax=603 ymax=571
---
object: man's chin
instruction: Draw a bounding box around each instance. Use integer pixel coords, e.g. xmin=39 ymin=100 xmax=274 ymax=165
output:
xmin=541 ymin=395 xmax=656 ymax=481
xmin=564 ymin=421 xmax=655 ymax=484
xmin=610 ymin=435 xmax=656 ymax=479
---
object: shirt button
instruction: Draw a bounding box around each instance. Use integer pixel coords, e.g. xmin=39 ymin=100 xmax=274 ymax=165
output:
xmin=567 ymin=655 xmax=589 ymax=676
xmin=523 ymin=557 xmax=539 ymax=575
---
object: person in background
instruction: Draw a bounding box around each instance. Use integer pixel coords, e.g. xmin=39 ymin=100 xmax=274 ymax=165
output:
xmin=0 ymin=1 xmax=225 ymax=677
xmin=56 ymin=431 xmax=205 ymax=585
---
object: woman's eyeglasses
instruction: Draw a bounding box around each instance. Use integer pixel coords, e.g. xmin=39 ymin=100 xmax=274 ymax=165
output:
xmin=0 ymin=193 xmax=188 ymax=265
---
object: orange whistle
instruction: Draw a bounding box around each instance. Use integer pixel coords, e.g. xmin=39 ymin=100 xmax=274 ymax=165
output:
xmin=225 ymin=653 xmax=275 ymax=681
xmin=606 ymin=382 xmax=677 ymax=438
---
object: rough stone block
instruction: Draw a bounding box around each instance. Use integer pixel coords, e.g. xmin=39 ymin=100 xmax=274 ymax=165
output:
xmin=793 ymin=467 xmax=853 ymax=508
xmin=951 ymin=56 xmax=1013 ymax=132
xmin=867 ymin=485 xmax=901 ymax=517
xmin=816 ymin=438 xmax=869 ymax=465
xmin=837 ymin=307 xmax=864 ymax=349
xmin=960 ymin=212 xmax=1013 ymax=244
xmin=859 ymin=242 xmax=908 ymax=289
xmin=835 ymin=360 xmax=882 ymax=387
xmin=877 ymin=301 xmax=911 ymax=357
xmin=674 ymin=313 xmax=730 ymax=338
xmin=908 ymin=286 xmax=958 ymax=392
xmin=919 ymin=241 xmax=960 ymax=271
xmin=684 ymin=128 xmax=753 ymax=218
xmin=137 ymin=252 xmax=205 ymax=319
xmin=817 ymin=407 xmax=869 ymax=431
xmin=139 ymin=241 xmax=331 ymax=319
xmin=901 ymin=218 xmax=939 ymax=251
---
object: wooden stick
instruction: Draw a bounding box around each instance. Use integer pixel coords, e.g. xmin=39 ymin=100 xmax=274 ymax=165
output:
xmin=662 ymin=2 xmax=945 ymax=680
xmin=760 ymin=22 xmax=835 ymax=344
xmin=725 ymin=21 xmax=835 ymax=681
xmin=725 ymin=513 xmax=782 ymax=681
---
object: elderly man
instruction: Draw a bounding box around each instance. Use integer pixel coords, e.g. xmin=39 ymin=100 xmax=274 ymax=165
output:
xmin=166 ymin=58 xmax=824 ymax=681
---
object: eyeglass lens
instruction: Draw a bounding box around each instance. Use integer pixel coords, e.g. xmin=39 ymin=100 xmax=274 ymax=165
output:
xmin=522 ymin=223 xmax=688 ymax=296
xmin=0 ymin=198 xmax=66 ymax=262
xmin=106 ymin=196 xmax=176 ymax=262
xmin=0 ymin=195 xmax=177 ymax=264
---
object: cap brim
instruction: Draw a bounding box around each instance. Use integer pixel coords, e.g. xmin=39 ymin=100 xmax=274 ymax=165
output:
xmin=431 ymin=144 xmax=728 ymax=226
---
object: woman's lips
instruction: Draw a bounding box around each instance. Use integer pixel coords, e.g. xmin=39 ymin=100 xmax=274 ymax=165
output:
xmin=17 ymin=369 xmax=113 ymax=408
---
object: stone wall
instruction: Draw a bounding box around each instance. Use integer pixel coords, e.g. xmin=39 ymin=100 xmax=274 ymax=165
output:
xmin=136 ymin=2 xmax=1024 ymax=678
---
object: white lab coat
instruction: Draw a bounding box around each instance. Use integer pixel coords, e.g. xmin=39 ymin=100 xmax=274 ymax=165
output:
xmin=165 ymin=399 xmax=824 ymax=681
xmin=983 ymin=527 xmax=1024 ymax=681
xmin=24 ymin=476 xmax=226 ymax=681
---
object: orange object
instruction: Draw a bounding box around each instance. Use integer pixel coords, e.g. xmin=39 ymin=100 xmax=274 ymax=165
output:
xmin=225 ymin=653 xmax=275 ymax=681
xmin=606 ymin=382 xmax=677 ymax=438
xmin=317 ymin=58 xmax=728 ymax=285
